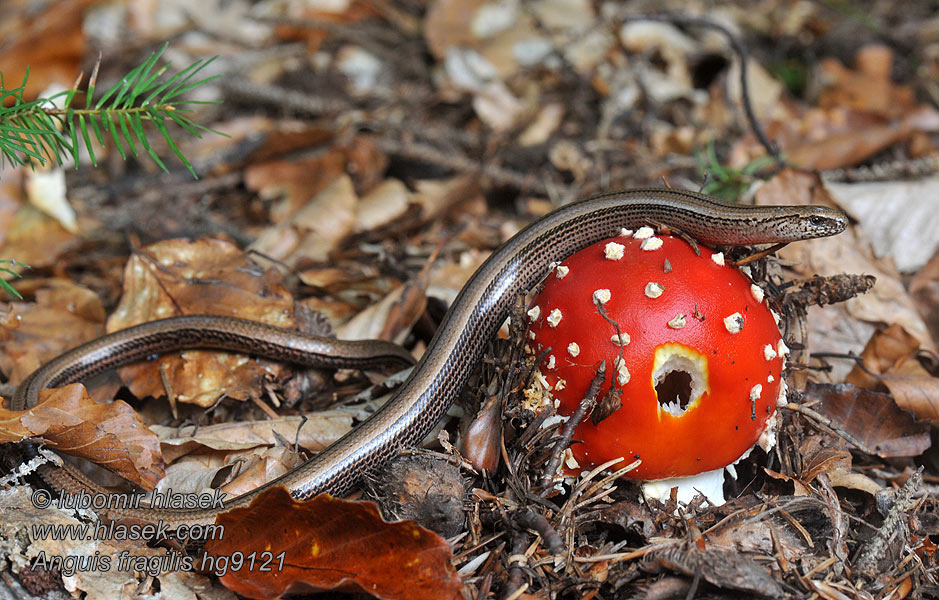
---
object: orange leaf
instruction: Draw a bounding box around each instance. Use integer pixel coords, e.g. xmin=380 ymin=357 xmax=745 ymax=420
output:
xmin=205 ymin=488 xmax=462 ymax=600
xmin=0 ymin=383 xmax=164 ymax=489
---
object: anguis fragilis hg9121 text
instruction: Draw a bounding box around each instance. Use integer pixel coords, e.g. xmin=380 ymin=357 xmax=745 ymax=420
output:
xmin=11 ymin=188 xmax=847 ymax=527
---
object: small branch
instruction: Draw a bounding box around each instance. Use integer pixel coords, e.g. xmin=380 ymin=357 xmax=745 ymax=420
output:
xmin=514 ymin=509 xmax=564 ymax=555
xmin=538 ymin=362 xmax=606 ymax=490
xmin=855 ymin=468 xmax=924 ymax=578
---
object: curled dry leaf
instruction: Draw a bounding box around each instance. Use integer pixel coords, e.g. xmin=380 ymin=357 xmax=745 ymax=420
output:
xmin=0 ymin=280 xmax=105 ymax=385
xmin=757 ymin=170 xmax=932 ymax=381
xmin=846 ymin=324 xmax=939 ymax=425
xmin=205 ymin=487 xmax=462 ymax=600
xmin=0 ymin=0 xmax=92 ymax=98
xmin=0 ymin=383 xmax=164 ymax=490
xmin=250 ymin=174 xmax=358 ymax=266
xmin=108 ymin=238 xmax=296 ymax=407
xmin=731 ymin=45 xmax=939 ymax=170
xmin=152 ymin=413 xmax=352 ymax=464
xmin=804 ymin=382 xmax=931 ymax=458
xmin=0 ymin=183 xmax=81 ymax=270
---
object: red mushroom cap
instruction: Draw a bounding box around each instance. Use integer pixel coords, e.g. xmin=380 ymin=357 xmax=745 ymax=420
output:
xmin=527 ymin=230 xmax=785 ymax=480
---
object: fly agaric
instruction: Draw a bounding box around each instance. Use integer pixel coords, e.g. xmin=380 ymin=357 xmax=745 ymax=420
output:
xmin=527 ymin=228 xmax=787 ymax=505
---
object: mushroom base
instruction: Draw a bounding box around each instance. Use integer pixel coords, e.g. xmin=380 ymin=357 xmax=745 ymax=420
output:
xmin=641 ymin=466 xmax=728 ymax=506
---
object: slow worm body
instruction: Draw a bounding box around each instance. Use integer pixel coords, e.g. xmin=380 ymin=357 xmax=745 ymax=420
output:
xmin=11 ymin=188 xmax=847 ymax=527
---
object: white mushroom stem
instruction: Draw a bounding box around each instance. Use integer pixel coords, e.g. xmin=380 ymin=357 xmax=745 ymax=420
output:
xmin=642 ymin=467 xmax=727 ymax=506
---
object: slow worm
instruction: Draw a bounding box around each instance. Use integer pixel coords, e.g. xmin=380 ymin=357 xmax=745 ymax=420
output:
xmin=10 ymin=188 xmax=847 ymax=527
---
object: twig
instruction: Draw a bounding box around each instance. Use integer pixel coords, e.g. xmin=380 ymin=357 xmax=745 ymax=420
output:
xmin=538 ymin=362 xmax=606 ymax=490
xmin=514 ymin=509 xmax=564 ymax=555
xmin=783 ymin=402 xmax=872 ymax=454
xmin=855 ymin=468 xmax=924 ymax=577
xmin=502 ymin=533 xmax=530 ymax=600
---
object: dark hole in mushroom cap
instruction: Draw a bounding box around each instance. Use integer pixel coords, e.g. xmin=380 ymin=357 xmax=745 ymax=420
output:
xmin=655 ymin=370 xmax=693 ymax=416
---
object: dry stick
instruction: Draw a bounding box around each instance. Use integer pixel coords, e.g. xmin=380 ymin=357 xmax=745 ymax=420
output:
xmin=372 ymin=137 xmax=557 ymax=196
xmin=502 ymin=533 xmax=530 ymax=600
xmin=855 ymin=468 xmax=925 ymax=578
xmin=624 ymin=13 xmax=783 ymax=166
xmin=783 ymin=402 xmax=873 ymax=455
xmin=218 ymin=79 xmax=557 ymax=193
xmin=515 ymin=509 xmax=564 ymax=555
xmin=538 ymin=362 xmax=606 ymax=490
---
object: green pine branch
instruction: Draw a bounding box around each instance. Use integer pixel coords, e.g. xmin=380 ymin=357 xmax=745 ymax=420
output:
xmin=1 ymin=259 xmax=23 ymax=299
xmin=0 ymin=43 xmax=223 ymax=178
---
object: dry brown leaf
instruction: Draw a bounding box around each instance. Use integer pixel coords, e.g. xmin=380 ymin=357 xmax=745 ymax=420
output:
xmin=651 ymin=546 xmax=785 ymax=599
xmin=0 ymin=201 xmax=80 ymax=272
xmin=152 ymin=412 xmax=352 ymax=464
xmin=909 ymin=249 xmax=939 ymax=345
xmin=817 ymin=45 xmax=915 ymax=118
xmin=355 ymin=179 xmax=413 ymax=232
xmin=844 ymin=324 xmax=939 ymax=424
xmin=0 ymin=0 xmax=95 ymax=100
xmin=804 ymin=382 xmax=931 ymax=458
xmin=846 ymin=324 xmax=921 ymax=389
xmin=731 ymin=45 xmax=939 ymax=170
xmin=0 ymin=280 xmax=105 ymax=385
xmin=250 ymin=175 xmax=358 ymax=266
xmin=183 ymin=117 xmax=336 ymax=174
xmin=825 ymin=176 xmax=939 ymax=273
xmin=217 ymin=446 xmax=307 ymax=497
xmin=878 ymin=374 xmax=939 ymax=426
xmin=244 ymin=150 xmax=348 ymax=224
xmin=205 ymin=488 xmax=462 ymax=600
xmin=0 ymin=384 xmax=164 ymax=489
xmin=800 ymin=446 xmax=852 ymax=484
xmin=108 ymin=238 xmax=296 ymax=407
xmin=757 ymin=170 xmax=933 ymax=381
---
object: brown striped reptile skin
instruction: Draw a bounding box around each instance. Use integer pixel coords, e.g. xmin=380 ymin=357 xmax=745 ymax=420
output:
xmin=10 ymin=188 xmax=847 ymax=527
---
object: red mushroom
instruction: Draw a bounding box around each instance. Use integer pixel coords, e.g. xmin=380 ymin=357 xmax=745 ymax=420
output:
xmin=526 ymin=228 xmax=786 ymax=504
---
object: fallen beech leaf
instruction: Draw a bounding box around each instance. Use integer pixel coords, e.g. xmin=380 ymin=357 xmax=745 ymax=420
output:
xmin=817 ymin=45 xmax=915 ymax=119
xmin=758 ymin=170 xmax=932 ymax=381
xmin=250 ymin=174 xmax=358 ymax=266
xmin=152 ymin=412 xmax=352 ymax=463
xmin=0 ymin=280 xmax=105 ymax=385
xmin=108 ymin=238 xmax=298 ymax=407
xmin=0 ymin=384 xmax=164 ymax=490
xmin=826 ymin=176 xmax=939 ymax=273
xmin=731 ymin=45 xmax=939 ymax=170
xmin=877 ymin=374 xmax=939 ymax=426
xmin=355 ymin=179 xmax=413 ymax=232
xmin=205 ymin=488 xmax=462 ymax=600
xmin=0 ymin=0 xmax=94 ymax=100
xmin=846 ymin=324 xmax=920 ymax=389
xmin=0 ymin=201 xmax=81 ymax=271
xmin=910 ymin=251 xmax=939 ymax=344
xmin=804 ymin=382 xmax=931 ymax=458
xmin=244 ymin=150 xmax=348 ymax=224
xmin=843 ymin=324 xmax=939 ymax=424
